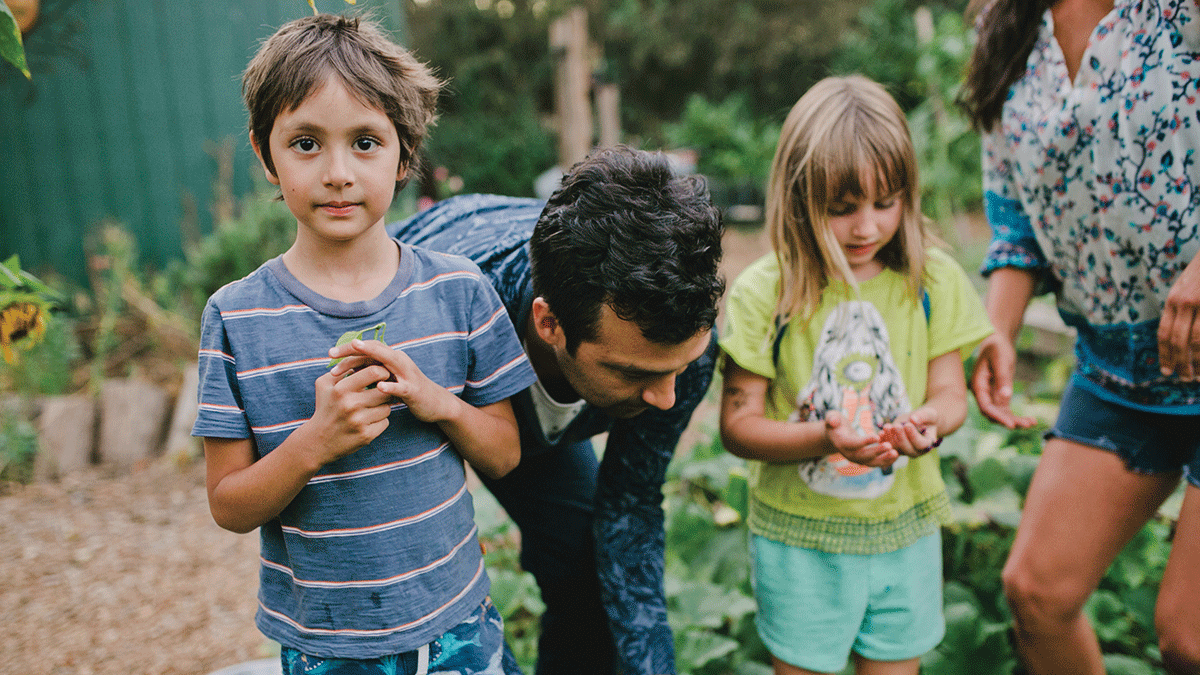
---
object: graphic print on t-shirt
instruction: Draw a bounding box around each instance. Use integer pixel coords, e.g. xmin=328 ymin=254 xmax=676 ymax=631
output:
xmin=790 ymin=301 xmax=910 ymax=499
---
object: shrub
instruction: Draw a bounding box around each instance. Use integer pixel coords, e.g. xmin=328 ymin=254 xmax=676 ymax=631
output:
xmin=663 ymin=94 xmax=779 ymax=211
xmin=164 ymin=194 xmax=295 ymax=316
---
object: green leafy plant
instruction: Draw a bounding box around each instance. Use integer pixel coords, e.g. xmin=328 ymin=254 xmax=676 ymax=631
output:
xmin=474 ymin=489 xmax=543 ymax=674
xmin=0 ymin=2 xmax=30 ymax=79
xmin=0 ymin=404 xmax=38 ymax=483
xmin=164 ymin=193 xmax=296 ymax=317
xmin=835 ymin=0 xmax=982 ymax=225
xmin=0 ymin=313 xmax=80 ymax=396
xmin=425 ymin=103 xmax=556 ymax=199
xmin=663 ymin=94 xmax=780 ymax=211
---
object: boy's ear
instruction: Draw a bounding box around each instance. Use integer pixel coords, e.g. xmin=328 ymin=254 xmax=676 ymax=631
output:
xmin=396 ymin=163 xmax=408 ymax=184
xmin=531 ymin=297 xmax=565 ymax=349
xmin=249 ymin=132 xmax=281 ymax=186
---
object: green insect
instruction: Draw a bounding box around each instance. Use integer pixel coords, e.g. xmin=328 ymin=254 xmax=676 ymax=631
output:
xmin=327 ymin=322 xmax=387 ymax=368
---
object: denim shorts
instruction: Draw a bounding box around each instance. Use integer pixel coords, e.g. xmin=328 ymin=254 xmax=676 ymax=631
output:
xmin=1049 ymin=379 xmax=1200 ymax=488
xmin=750 ymin=533 xmax=945 ymax=672
xmin=280 ymin=598 xmax=520 ymax=675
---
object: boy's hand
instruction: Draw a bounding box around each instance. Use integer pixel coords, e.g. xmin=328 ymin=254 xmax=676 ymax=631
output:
xmin=824 ymin=410 xmax=898 ymax=468
xmin=329 ymin=339 xmax=456 ymax=424
xmin=880 ymin=407 xmax=940 ymax=458
xmin=307 ymin=362 xmax=394 ymax=464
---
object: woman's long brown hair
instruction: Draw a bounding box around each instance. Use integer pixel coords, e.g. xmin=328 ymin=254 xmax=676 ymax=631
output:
xmin=956 ymin=0 xmax=1055 ymax=132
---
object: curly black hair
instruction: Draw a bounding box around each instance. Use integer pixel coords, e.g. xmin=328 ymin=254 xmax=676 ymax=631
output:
xmin=530 ymin=146 xmax=725 ymax=353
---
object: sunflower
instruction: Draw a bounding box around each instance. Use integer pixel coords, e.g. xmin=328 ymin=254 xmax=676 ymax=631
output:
xmin=0 ymin=301 xmax=47 ymax=365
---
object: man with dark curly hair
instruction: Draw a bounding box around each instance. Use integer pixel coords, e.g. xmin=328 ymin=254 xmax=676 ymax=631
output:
xmin=390 ymin=146 xmax=725 ymax=675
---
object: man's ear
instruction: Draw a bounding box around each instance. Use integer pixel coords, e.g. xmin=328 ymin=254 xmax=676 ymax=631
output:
xmin=250 ymin=132 xmax=281 ymax=186
xmin=531 ymin=297 xmax=565 ymax=348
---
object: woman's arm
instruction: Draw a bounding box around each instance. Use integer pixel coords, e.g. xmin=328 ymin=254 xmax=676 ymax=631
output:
xmin=970 ymin=267 xmax=1039 ymax=428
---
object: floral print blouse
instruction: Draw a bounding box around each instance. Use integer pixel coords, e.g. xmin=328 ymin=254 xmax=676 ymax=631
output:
xmin=982 ymin=0 xmax=1200 ymax=410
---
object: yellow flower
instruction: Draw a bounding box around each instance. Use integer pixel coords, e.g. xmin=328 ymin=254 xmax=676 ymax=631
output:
xmin=0 ymin=301 xmax=47 ymax=365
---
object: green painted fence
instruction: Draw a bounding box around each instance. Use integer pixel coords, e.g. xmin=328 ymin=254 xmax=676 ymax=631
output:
xmin=0 ymin=0 xmax=407 ymax=285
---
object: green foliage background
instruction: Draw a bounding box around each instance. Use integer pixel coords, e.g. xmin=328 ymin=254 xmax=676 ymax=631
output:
xmin=408 ymin=0 xmax=982 ymax=215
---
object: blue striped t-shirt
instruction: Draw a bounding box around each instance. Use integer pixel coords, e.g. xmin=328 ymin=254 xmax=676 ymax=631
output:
xmin=192 ymin=241 xmax=537 ymax=659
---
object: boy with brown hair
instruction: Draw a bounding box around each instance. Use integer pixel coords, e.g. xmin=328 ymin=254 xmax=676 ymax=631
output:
xmin=192 ymin=14 xmax=536 ymax=674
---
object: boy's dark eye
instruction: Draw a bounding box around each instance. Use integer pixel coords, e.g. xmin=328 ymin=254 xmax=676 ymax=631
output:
xmin=355 ymin=137 xmax=379 ymax=151
xmin=294 ymin=138 xmax=317 ymax=152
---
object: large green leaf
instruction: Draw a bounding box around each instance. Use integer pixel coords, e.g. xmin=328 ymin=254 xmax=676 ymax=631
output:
xmin=1102 ymin=654 xmax=1158 ymax=675
xmin=668 ymin=580 xmax=756 ymax=630
xmin=675 ymin=629 xmax=740 ymax=671
xmin=0 ymin=3 xmax=29 ymax=79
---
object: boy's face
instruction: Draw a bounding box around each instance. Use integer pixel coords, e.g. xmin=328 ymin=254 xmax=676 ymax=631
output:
xmin=253 ymin=76 xmax=405 ymax=247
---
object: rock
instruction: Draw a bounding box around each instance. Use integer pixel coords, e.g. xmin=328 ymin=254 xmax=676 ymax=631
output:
xmin=33 ymin=394 xmax=97 ymax=480
xmin=163 ymin=363 xmax=200 ymax=463
xmin=98 ymin=379 xmax=171 ymax=470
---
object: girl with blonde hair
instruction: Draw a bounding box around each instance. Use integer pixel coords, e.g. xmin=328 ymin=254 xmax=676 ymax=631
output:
xmin=719 ymin=74 xmax=993 ymax=675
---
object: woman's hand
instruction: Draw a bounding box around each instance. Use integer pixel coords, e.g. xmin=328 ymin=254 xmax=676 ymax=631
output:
xmin=971 ymin=333 xmax=1037 ymax=429
xmin=1158 ymin=252 xmax=1200 ymax=381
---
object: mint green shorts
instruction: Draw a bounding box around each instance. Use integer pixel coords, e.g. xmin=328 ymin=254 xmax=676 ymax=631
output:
xmin=750 ymin=532 xmax=945 ymax=672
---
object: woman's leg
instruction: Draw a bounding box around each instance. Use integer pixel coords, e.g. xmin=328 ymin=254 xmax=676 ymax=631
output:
xmin=1002 ymin=438 xmax=1181 ymax=675
xmin=1157 ymin=483 xmax=1200 ymax=674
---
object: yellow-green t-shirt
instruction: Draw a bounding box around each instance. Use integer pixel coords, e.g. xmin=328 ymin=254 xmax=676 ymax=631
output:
xmin=719 ymin=248 xmax=992 ymax=554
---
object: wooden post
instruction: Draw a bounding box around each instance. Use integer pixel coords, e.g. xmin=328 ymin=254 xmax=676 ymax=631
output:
xmin=550 ymin=7 xmax=592 ymax=168
xmin=595 ymin=82 xmax=620 ymax=149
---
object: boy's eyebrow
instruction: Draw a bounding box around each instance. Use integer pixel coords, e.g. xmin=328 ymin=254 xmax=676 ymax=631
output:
xmin=277 ymin=122 xmax=392 ymax=136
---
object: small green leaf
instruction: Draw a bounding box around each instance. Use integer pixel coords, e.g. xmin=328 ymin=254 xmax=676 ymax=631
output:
xmin=0 ymin=4 xmax=30 ymax=80
xmin=328 ymin=321 xmax=386 ymax=367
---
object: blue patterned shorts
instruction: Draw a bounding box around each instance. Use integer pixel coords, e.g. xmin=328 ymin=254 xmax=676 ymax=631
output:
xmin=280 ymin=598 xmax=521 ymax=675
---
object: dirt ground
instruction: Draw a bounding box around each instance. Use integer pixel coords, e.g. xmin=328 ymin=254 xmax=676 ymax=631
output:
xmin=0 ymin=226 xmax=771 ymax=675
xmin=0 ymin=461 xmax=270 ymax=675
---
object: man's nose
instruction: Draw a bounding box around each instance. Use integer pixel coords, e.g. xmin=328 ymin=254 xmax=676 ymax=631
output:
xmin=641 ymin=373 xmax=677 ymax=411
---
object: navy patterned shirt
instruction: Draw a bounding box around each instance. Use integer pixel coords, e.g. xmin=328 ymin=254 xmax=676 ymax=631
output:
xmin=981 ymin=0 xmax=1200 ymax=411
xmin=390 ymin=195 xmax=719 ymax=675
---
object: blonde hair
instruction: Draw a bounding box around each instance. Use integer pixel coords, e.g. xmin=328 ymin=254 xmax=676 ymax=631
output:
xmin=767 ymin=74 xmax=935 ymax=327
